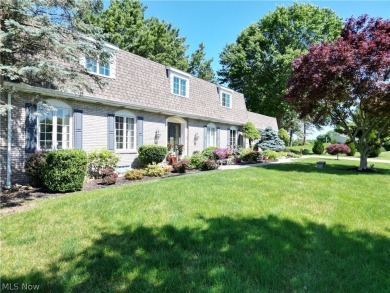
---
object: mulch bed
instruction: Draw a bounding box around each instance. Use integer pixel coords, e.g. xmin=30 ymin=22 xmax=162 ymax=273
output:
xmin=1 ymin=170 xmax=201 ymax=215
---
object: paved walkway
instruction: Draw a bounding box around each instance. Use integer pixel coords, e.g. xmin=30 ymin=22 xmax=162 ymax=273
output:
xmin=301 ymin=155 xmax=390 ymax=164
xmin=218 ymin=158 xmax=293 ymax=170
xmin=218 ymin=155 xmax=390 ymax=170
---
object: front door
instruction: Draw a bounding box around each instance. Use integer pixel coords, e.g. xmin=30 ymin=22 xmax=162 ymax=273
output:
xmin=167 ymin=122 xmax=181 ymax=149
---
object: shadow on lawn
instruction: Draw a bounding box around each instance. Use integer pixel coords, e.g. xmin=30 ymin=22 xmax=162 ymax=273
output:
xmin=2 ymin=216 xmax=389 ymax=292
xmin=259 ymin=160 xmax=390 ymax=176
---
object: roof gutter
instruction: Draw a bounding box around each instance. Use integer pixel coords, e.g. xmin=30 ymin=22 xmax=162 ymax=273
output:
xmin=5 ymin=82 xmax=245 ymax=126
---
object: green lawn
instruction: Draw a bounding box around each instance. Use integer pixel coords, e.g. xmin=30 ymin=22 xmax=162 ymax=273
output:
xmin=1 ymin=159 xmax=390 ymax=292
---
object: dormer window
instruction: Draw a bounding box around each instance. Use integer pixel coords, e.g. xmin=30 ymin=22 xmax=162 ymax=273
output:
xmin=173 ymin=76 xmax=187 ymax=96
xmin=222 ymin=93 xmax=231 ymax=108
xmin=166 ymin=66 xmax=190 ymax=97
xmin=218 ymin=85 xmax=233 ymax=108
xmin=80 ymin=42 xmax=118 ymax=79
xmin=86 ymin=58 xmax=110 ymax=77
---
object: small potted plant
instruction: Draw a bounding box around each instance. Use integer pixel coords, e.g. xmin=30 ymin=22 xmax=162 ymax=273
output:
xmin=176 ymin=144 xmax=184 ymax=159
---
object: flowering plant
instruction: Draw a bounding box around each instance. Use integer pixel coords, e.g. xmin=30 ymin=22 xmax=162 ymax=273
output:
xmin=212 ymin=148 xmax=233 ymax=159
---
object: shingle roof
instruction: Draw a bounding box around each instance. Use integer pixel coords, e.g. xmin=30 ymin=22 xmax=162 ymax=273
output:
xmin=90 ymin=49 xmax=277 ymax=128
xmin=247 ymin=111 xmax=278 ymax=130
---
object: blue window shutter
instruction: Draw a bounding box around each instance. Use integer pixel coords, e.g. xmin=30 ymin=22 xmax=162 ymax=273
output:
xmin=137 ymin=116 xmax=144 ymax=149
xmin=227 ymin=129 xmax=231 ymax=148
xmin=107 ymin=114 xmax=115 ymax=150
xmin=203 ymin=126 xmax=207 ymax=149
xmin=25 ymin=103 xmax=37 ymax=153
xmin=73 ymin=110 xmax=83 ymax=149
xmin=216 ymin=127 xmax=220 ymax=148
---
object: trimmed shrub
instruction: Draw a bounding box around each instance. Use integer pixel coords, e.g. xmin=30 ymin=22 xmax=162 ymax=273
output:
xmin=25 ymin=151 xmax=48 ymax=187
xmin=384 ymin=140 xmax=390 ymax=151
xmin=345 ymin=139 xmax=357 ymax=156
xmin=43 ymin=149 xmax=88 ymax=192
xmin=302 ymin=148 xmax=311 ymax=155
xmin=368 ymin=146 xmax=381 ymax=158
xmin=88 ymin=149 xmax=119 ymax=178
xmin=287 ymin=153 xmax=301 ymax=158
xmin=144 ymin=164 xmax=167 ymax=177
xmin=202 ymin=146 xmax=218 ymax=159
xmin=101 ymin=167 xmax=118 ymax=185
xmin=172 ymin=160 xmax=190 ymax=173
xmin=125 ymin=169 xmax=145 ymax=180
xmin=312 ymin=140 xmax=325 ymax=155
xmin=241 ymin=151 xmax=260 ymax=162
xmin=189 ymin=153 xmax=206 ymax=169
xmin=138 ymin=145 xmax=168 ymax=165
xmin=326 ymin=144 xmax=351 ymax=159
xmin=258 ymin=126 xmax=285 ymax=151
xmin=200 ymin=159 xmax=218 ymax=171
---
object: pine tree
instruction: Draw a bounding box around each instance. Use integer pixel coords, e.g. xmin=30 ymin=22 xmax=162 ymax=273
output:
xmin=82 ymin=0 xmax=189 ymax=71
xmin=0 ymin=0 xmax=111 ymax=114
xmin=188 ymin=43 xmax=215 ymax=82
xmin=258 ymin=127 xmax=285 ymax=151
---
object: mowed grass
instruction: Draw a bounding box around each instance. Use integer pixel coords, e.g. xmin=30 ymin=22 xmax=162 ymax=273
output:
xmin=1 ymin=159 xmax=390 ymax=292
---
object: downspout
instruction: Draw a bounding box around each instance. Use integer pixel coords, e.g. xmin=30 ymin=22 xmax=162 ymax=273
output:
xmin=5 ymin=88 xmax=12 ymax=188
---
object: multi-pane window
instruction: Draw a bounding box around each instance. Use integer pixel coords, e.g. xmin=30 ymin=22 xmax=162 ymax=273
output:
xmin=207 ymin=125 xmax=216 ymax=147
xmin=229 ymin=128 xmax=237 ymax=148
xmin=99 ymin=63 xmax=110 ymax=76
xmin=115 ymin=116 xmax=135 ymax=150
xmin=222 ymin=93 xmax=231 ymax=108
xmin=86 ymin=58 xmax=110 ymax=77
xmin=173 ymin=76 xmax=187 ymax=97
xmin=38 ymin=108 xmax=70 ymax=150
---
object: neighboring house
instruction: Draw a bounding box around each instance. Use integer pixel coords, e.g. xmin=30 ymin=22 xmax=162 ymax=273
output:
xmin=0 ymin=44 xmax=277 ymax=186
xmin=330 ymin=133 xmax=348 ymax=144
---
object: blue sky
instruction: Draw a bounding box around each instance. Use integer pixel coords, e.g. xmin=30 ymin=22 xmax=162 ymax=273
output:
xmin=103 ymin=0 xmax=390 ymax=138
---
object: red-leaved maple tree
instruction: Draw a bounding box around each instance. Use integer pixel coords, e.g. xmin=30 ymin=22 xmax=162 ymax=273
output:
xmin=285 ymin=15 xmax=390 ymax=170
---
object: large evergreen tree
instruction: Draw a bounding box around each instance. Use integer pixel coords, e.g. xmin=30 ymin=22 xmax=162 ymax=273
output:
xmin=218 ymin=3 xmax=342 ymax=127
xmin=83 ymin=0 xmax=189 ymax=71
xmin=188 ymin=43 xmax=215 ymax=82
xmin=0 ymin=0 xmax=111 ymax=113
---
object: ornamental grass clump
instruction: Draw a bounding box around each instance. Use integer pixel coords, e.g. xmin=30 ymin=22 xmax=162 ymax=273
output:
xmin=326 ymin=144 xmax=351 ymax=160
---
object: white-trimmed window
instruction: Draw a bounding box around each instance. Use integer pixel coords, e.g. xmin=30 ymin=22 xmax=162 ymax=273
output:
xmin=207 ymin=123 xmax=217 ymax=147
xmin=86 ymin=58 xmax=110 ymax=77
xmin=115 ymin=110 xmax=136 ymax=150
xmin=229 ymin=126 xmax=237 ymax=148
xmin=38 ymin=100 xmax=72 ymax=150
xmin=218 ymin=86 xmax=233 ymax=108
xmin=222 ymin=93 xmax=231 ymax=108
xmin=173 ymin=76 xmax=187 ymax=96
xmin=166 ymin=66 xmax=190 ymax=97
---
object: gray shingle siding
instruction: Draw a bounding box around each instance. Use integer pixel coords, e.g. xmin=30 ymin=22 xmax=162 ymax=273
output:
xmin=1 ymin=48 xmax=278 ymax=186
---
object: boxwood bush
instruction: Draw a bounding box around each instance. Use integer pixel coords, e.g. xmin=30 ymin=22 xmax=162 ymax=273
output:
xmin=138 ymin=145 xmax=168 ymax=165
xmin=202 ymin=146 xmax=218 ymax=159
xmin=43 ymin=149 xmax=88 ymax=192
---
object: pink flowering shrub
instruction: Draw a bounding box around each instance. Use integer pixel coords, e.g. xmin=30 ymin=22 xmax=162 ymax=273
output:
xmin=212 ymin=148 xmax=233 ymax=159
xmin=326 ymin=144 xmax=351 ymax=159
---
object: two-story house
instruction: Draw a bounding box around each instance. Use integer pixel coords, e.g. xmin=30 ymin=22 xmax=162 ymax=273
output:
xmin=0 ymin=44 xmax=277 ymax=187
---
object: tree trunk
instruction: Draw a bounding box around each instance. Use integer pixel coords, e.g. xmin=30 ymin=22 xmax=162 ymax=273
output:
xmin=359 ymin=152 xmax=368 ymax=170
xmin=289 ymin=129 xmax=293 ymax=146
xmin=303 ymin=123 xmax=307 ymax=145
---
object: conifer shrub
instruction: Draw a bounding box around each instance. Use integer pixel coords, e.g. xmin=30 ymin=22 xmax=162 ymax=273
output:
xmin=312 ymin=140 xmax=325 ymax=154
xmin=257 ymin=127 xmax=285 ymax=151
